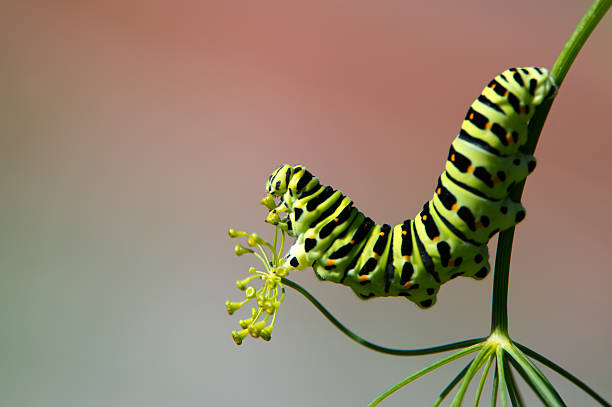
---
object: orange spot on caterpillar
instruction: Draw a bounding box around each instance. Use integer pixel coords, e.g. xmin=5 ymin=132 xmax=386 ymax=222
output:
xmin=506 ymin=133 xmax=513 ymax=143
xmin=504 ymin=91 xmax=509 ymax=97
xmin=433 ymin=236 xmax=440 ymax=242
xmin=402 ymin=230 xmax=407 ymax=236
xmin=491 ymin=84 xmax=496 ymax=89
xmin=448 ymin=259 xmax=455 ymax=267
xmin=333 ymin=217 xmax=339 ymax=222
xmin=403 ymin=281 xmax=412 ymax=288
xmin=326 ymin=259 xmax=335 ymax=266
xmin=403 ymin=255 xmax=410 ymax=261
xmin=451 ymin=204 xmax=458 ymax=211
xmin=436 ymin=187 xmax=441 ymax=195
xmin=469 ymin=113 xmax=474 ymax=120
xmin=451 ymin=154 xmax=456 ymax=162
xmin=485 ymin=122 xmax=492 ymax=130
xmin=422 ymin=215 xmax=428 ymax=221
xmin=467 ymin=165 xmax=474 ymax=173
xmin=475 ymin=221 xmax=483 ymax=228
xmin=373 ymin=253 xmax=380 ymax=259
xmin=379 ymin=231 xmax=385 ymax=237
xmin=350 ymin=240 xmax=355 ymax=244
xmin=493 ymin=176 xmax=500 ymax=184
xmin=359 ymin=275 xmax=369 ymax=282
xmin=309 ymin=235 xmax=315 ymax=239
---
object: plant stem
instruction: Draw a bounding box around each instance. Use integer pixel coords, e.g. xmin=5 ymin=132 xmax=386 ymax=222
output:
xmin=490 ymin=0 xmax=612 ymax=334
xmin=282 ymin=277 xmax=484 ymax=356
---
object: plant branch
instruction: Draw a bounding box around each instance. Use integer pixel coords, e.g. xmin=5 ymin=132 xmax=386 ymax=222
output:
xmin=282 ymin=277 xmax=484 ymax=356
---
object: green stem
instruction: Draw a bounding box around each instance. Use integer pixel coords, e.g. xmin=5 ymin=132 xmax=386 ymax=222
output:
xmin=368 ymin=343 xmax=484 ymax=407
xmin=490 ymin=0 xmax=612 ymax=334
xmin=474 ymin=354 xmax=494 ymax=407
xmin=432 ymin=359 xmax=473 ymax=407
xmin=282 ymin=277 xmax=485 ymax=356
xmin=514 ymin=343 xmax=611 ymax=407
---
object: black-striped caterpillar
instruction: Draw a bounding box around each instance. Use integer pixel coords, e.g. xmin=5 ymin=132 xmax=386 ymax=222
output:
xmin=263 ymin=67 xmax=556 ymax=309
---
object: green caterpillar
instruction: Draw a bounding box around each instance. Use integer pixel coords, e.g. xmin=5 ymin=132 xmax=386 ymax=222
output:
xmin=263 ymin=67 xmax=556 ymax=309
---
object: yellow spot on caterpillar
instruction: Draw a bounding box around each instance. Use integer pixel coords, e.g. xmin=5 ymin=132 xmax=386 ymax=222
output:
xmin=309 ymin=235 xmax=315 ymax=239
xmin=350 ymin=240 xmax=355 ymax=244
xmin=402 ymin=230 xmax=407 ymax=236
xmin=433 ymin=236 xmax=440 ymax=242
xmin=467 ymin=165 xmax=474 ymax=173
xmin=403 ymin=255 xmax=410 ymax=261
xmin=451 ymin=204 xmax=458 ymax=211
xmin=422 ymin=215 xmax=428 ymax=221
xmin=450 ymin=154 xmax=456 ymax=162
xmin=359 ymin=275 xmax=369 ymax=282
xmin=333 ymin=217 xmax=339 ymax=222
xmin=485 ymin=122 xmax=492 ymax=130
xmin=469 ymin=113 xmax=474 ymax=120
xmin=379 ymin=231 xmax=385 ymax=237
xmin=373 ymin=252 xmax=380 ymax=259
xmin=506 ymin=133 xmax=513 ymax=143
xmin=504 ymin=91 xmax=509 ymax=97
xmin=326 ymin=259 xmax=335 ymax=266
xmin=491 ymin=84 xmax=496 ymax=89
xmin=436 ymin=187 xmax=441 ymax=195
xmin=403 ymin=281 xmax=412 ymax=288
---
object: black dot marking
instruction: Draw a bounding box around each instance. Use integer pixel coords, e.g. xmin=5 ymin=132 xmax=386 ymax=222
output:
xmin=457 ymin=206 xmax=477 ymax=231
xmin=455 ymin=257 xmax=463 ymax=266
xmin=480 ymin=216 xmax=490 ymax=228
xmin=284 ymin=168 xmax=291 ymax=189
xmin=400 ymin=263 xmax=414 ymax=285
xmin=511 ymin=131 xmax=519 ymax=143
xmin=290 ymin=257 xmax=299 ymax=267
xmin=500 ymin=206 xmax=508 ymax=214
xmin=491 ymin=123 xmax=509 ymax=146
xmin=528 ymin=78 xmax=537 ymax=96
xmin=294 ymin=207 xmax=303 ymax=221
xmin=437 ymin=241 xmax=451 ymax=267
xmin=275 ymin=180 xmax=281 ymax=191
xmin=427 ymin=288 xmax=435 ymax=296
xmin=450 ymin=272 xmax=463 ymax=279
xmin=420 ymin=299 xmax=433 ymax=308
xmin=513 ymin=159 xmax=520 ymax=166
xmin=515 ymin=211 xmax=526 ymax=223
xmin=409 ymin=283 xmax=420 ymax=290
xmin=528 ymin=160 xmax=536 ymax=173
xmin=304 ymin=238 xmax=316 ymax=252
xmin=359 ymin=293 xmax=375 ymax=299
xmin=475 ymin=267 xmax=489 ymax=278
xmin=473 ymin=166 xmax=494 ymax=188
xmin=512 ymin=70 xmax=524 ymax=87
xmin=497 ymin=171 xmax=506 ymax=182
xmin=474 ymin=254 xmax=483 ymax=263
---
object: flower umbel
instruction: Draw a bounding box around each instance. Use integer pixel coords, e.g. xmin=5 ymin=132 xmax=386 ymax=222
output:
xmin=226 ymin=224 xmax=289 ymax=345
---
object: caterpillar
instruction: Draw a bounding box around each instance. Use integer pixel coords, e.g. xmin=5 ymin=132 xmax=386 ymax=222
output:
xmin=263 ymin=67 xmax=556 ymax=309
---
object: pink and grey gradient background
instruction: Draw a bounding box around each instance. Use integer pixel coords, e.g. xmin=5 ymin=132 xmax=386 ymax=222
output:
xmin=2 ymin=1 xmax=611 ymax=406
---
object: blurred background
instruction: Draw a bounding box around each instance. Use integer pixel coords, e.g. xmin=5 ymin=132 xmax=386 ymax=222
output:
xmin=2 ymin=1 xmax=611 ymax=405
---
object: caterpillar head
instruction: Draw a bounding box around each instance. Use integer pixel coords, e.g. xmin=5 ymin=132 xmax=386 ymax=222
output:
xmin=265 ymin=164 xmax=294 ymax=197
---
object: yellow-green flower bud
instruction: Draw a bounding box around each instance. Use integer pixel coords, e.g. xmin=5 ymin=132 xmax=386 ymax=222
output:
xmin=249 ymin=321 xmax=266 ymax=338
xmin=266 ymin=211 xmax=281 ymax=224
xmin=234 ymin=244 xmax=254 ymax=257
xmin=231 ymin=329 xmax=249 ymax=345
xmin=260 ymin=326 xmax=273 ymax=341
xmin=245 ymin=286 xmax=256 ymax=299
xmin=263 ymin=300 xmax=275 ymax=314
xmin=225 ymin=300 xmax=244 ymax=315
xmin=228 ymin=228 xmax=247 ymax=238
xmin=239 ymin=318 xmax=253 ymax=329
xmin=260 ymin=194 xmax=276 ymax=210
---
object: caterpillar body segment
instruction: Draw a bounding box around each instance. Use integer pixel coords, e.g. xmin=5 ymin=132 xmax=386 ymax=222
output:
xmin=263 ymin=67 xmax=557 ymax=309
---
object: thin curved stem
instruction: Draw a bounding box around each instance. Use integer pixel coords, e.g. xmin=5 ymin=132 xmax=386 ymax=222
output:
xmin=490 ymin=0 xmax=612 ymax=334
xmin=474 ymin=354 xmax=494 ymax=407
xmin=368 ymin=343 xmax=484 ymax=407
xmin=433 ymin=359 xmax=473 ymax=407
xmin=515 ymin=342 xmax=611 ymax=407
xmin=282 ymin=277 xmax=485 ymax=356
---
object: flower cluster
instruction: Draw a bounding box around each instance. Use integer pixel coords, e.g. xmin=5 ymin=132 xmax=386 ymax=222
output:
xmin=225 ymin=224 xmax=289 ymax=345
